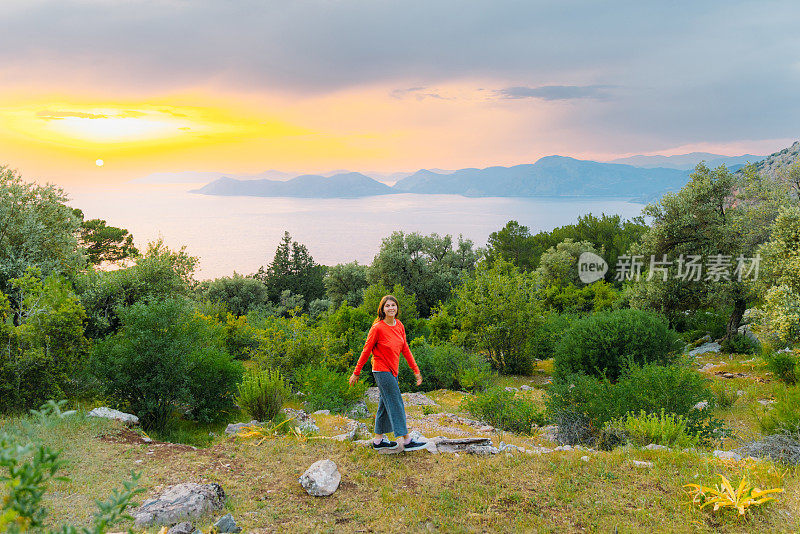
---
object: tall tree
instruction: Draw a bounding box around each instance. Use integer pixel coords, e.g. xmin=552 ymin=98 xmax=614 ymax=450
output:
xmin=255 ymin=231 xmax=326 ymax=306
xmin=0 ymin=167 xmax=84 ymax=290
xmin=73 ymin=209 xmax=138 ymax=265
xmin=367 ymin=231 xmax=479 ymax=317
xmin=629 ymin=164 xmax=765 ymax=338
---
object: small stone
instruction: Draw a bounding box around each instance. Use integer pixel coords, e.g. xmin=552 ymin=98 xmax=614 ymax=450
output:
xmin=88 ymin=407 xmax=139 ymax=426
xmin=737 ymin=390 xmax=745 ymax=396
xmin=213 ymin=513 xmax=242 ymax=533
xmin=347 ymin=402 xmax=370 ymax=418
xmin=689 ymin=342 xmax=722 ymax=356
xmin=692 ymin=401 xmax=709 ymax=411
xmin=401 ymin=392 xmax=438 ymax=406
xmin=520 ymin=385 xmax=533 ymax=391
xmin=225 ymin=421 xmax=259 ymax=436
xmin=478 ymin=425 xmax=494 ymax=432
xmin=554 ymin=445 xmax=573 ymax=452
xmin=632 ymin=460 xmax=653 ymax=468
xmin=504 ymin=387 xmax=519 ymax=392
xmin=142 ymin=436 xmax=153 ymax=443
xmin=299 ymin=460 xmax=341 ymax=497
xmin=167 ymin=522 xmax=195 ymax=534
xmin=644 ymin=444 xmax=669 ymax=451
xmin=527 ymin=446 xmax=554 ymax=454
xmin=712 ymin=450 xmax=743 ymax=460
xmin=312 ymin=410 xmax=330 ymax=415
xmin=698 ymin=363 xmax=718 ymax=372
xmin=757 ymin=399 xmax=776 ymax=406
xmin=580 ymin=455 xmax=590 ymax=462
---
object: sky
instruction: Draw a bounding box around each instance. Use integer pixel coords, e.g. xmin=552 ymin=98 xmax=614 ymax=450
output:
xmin=1 ymin=0 xmax=799 ymax=185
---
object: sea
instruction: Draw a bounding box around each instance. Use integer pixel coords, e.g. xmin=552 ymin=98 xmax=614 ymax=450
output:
xmin=65 ymin=183 xmax=646 ymax=280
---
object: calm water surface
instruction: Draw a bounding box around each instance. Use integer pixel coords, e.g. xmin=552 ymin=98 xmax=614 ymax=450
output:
xmin=65 ymin=183 xmax=645 ymax=279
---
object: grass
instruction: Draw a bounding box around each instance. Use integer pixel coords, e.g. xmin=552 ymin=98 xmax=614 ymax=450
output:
xmin=4 ymin=352 xmax=800 ymax=532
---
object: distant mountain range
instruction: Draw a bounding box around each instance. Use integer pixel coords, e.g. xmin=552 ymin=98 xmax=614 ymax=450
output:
xmin=189 ymin=146 xmax=793 ymax=202
xmin=610 ymin=152 xmax=762 ymax=170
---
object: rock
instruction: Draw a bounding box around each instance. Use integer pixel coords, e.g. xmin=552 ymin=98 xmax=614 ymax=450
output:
xmin=299 ymin=460 xmax=341 ymax=497
xmin=580 ymin=455 xmax=590 ymax=462
xmin=520 ymin=385 xmax=533 ymax=391
xmin=283 ymin=408 xmax=314 ymax=424
xmin=689 ymin=342 xmax=721 ymax=356
xmin=347 ymin=401 xmax=370 ymax=418
xmin=478 ymin=425 xmax=494 ymax=432
xmin=692 ymin=401 xmax=709 ymax=411
xmin=738 ymin=324 xmax=761 ymax=346
xmin=401 ymin=392 xmax=438 ymax=406
xmin=553 ymin=445 xmax=573 ymax=452
xmin=698 ymin=363 xmax=718 ymax=372
xmin=499 ymin=442 xmax=521 ymax=453
xmin=298 ymin=421 xmax=320 ymax=434
xmin=713 ymin=450 xmax=743 ymax=460
xmin=133 ymin=483 xmax=225 ymax=527
xmin=312 ymin=410 xmax=330 ymax=415
xmin=435 ymin=437 xmax=494 ymax=454
xmin=364 ymin=387 xmax=381 ymax=404
xmin=332 ymin=420 xmax=369 ymax=441
xmin=526 ymin=446 xmax=554 ymax=454
xmin=88 ymin=407 xmax=139 ymax=426
xmin=632 ymin=460 xmax=653 ymax=468
xmin=644 ymin=444 xmax=669 ymax=451
xmin=166 ymin=522 xmax=196 ymax=534
xmin=504 ymin=387 xmax=519 ymax=392
xmin=737 ymin=390 xmax=745 ymax=396
xmin=225 ymin=420 xmax=259 ymax=436
xmin=757 ymin=399 xmax=776 ymax=406
xmin=213 ymin=513 xmax=242 ymax=533
xmin=698 ymin=334 xmax=712 ymax=343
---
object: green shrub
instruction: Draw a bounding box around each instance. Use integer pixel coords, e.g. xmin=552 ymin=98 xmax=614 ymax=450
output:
xmin=758 ymin=386 xmax=800 ymax=435
xmin=553 ymin=308 xmax=683 ymax=382
xmin=546 ymin=363 xmax=717 ymax=444
xmin=235 ymin=368 xmax=291 ymax=422
xmin=605 ymin=409 xmax=700 ymax=448
xmin=674 ymin=307 xmax=730 ymax=340
xmin=711 ymin=382 xmax=739 ymax=409
xmin=295 ymin=366 xmax=368 ymax=414
xmin=461 ymin=387 xmax=546 ymax=434
xmin=530 ymin=312 xmax=577 ymax=361
xmin=398 ymin=340 xmax=492 ymax=392
xmin=764 ymin=351 xmax=798 ymax=385
xmin=720 ymin=332 xmax=758 ymax=355
xmin=91 ymin=298 xmax=241 ymax=431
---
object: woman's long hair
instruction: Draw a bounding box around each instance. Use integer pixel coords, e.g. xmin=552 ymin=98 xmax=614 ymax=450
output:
xmin=376 ymin=294 xmax=400 ymax=322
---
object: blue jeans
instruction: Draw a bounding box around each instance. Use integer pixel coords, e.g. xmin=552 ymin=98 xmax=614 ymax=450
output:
xmin=372 ymin=371 xmax=408 ymax=437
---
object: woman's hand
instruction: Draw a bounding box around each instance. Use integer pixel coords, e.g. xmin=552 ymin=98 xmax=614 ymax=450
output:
xmin=348 ymin=373 xmax=359 ymax=387
xmin=415 ymin=372 xmax=423 ymax=386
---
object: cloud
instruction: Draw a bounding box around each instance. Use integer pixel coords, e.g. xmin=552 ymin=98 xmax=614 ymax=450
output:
xmin=497 ymin=85 xmax=613 ymax=101
xmin=390 ymin=87 xmax=447 ymax=101
xmin=36 ymin=110 xmax=108 ymax=120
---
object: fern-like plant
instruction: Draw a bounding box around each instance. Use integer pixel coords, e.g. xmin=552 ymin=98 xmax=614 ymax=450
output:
xmin=235 ymin=367 xmax=290 ymax=422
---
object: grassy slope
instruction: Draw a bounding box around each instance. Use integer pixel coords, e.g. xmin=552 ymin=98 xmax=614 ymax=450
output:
xmin=6 ymin=352 xmax=800 ymax=533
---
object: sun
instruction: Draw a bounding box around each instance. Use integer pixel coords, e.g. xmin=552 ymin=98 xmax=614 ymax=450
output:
xmin=95 ymin=159 xmax=104 ymax=167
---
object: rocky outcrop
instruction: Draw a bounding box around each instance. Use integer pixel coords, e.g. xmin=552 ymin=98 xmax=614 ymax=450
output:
xmin=133 ymin=483 xmax=225 ymax=527
xmin=88 ymin=407 xmax=139 ymax=426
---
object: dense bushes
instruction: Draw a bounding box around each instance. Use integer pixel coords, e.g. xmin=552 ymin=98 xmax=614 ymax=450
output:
xmin=398 ymin=340 xmax=492 ymax=392
xmin=462 ymin=387 xmax=546 ymax=433
xmin=0 ymin=269 xmax=89 ymax=412
xmin=295 ymin=366 xmax=367 ymax=414
xmin=720 ymin=332 xmax=758 ymax=354
xmin=546 ymin=363 xmax=716 ymax=445
xmin=553 ymin=308 xmax=683 ymax=381
xmin=236 ymin=368 xmax=290 ymax=421
xmin=91 ymin=298 xmax=243 ymax=430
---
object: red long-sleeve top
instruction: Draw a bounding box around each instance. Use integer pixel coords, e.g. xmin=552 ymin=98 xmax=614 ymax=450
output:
xmin=353 ymin=319 xmax=420 ymax=377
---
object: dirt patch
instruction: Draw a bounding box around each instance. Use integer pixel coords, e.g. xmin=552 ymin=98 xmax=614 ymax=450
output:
xmin=98 ymin=426 xmax=151 ymax=446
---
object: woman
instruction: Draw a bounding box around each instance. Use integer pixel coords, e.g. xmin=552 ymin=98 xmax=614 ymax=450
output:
xmin=348 ymin=295 xmax=427 ymax=453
